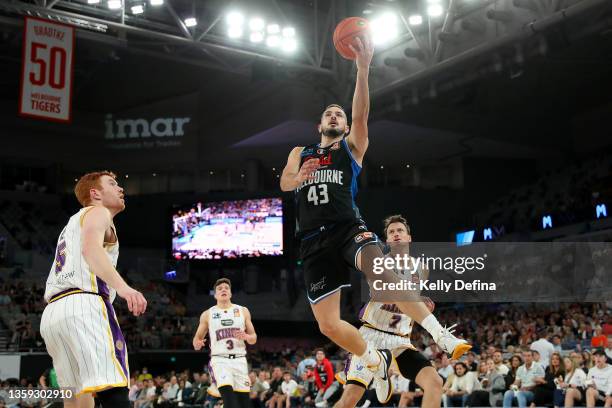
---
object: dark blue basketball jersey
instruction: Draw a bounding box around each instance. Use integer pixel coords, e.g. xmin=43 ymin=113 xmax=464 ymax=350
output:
xmin=295 ymin=138 xmax=362 ymax=234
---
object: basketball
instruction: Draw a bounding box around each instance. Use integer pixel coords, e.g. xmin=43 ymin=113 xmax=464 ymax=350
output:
xmin=333 ymin=17 xmax=370 ymax=60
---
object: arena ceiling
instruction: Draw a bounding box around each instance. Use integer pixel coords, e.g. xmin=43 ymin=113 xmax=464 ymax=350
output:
xmin=0 ymin=0 xmax=611 ymax=169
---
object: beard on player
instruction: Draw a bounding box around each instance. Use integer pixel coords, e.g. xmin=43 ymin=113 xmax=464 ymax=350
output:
xmin=321 ymin=125 xmax=346 ymax=138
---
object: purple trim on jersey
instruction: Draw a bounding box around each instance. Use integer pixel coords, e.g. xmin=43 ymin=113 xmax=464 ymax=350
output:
xmin=103 ymin=298 xmax=128 ymax=379
xmin=358 ymin=304 xmax=367 ymax=320
xmin=97 ymin=277 xmax=110 ymax=298
xmin=343 ymin=354 xmax=352 ymax=377
xmin=208 ymin=362 xmax=216 ymax=384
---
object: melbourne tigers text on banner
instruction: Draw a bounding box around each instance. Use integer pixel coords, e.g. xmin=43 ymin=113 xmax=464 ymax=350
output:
xmin=19 ymin=17 xmax=75 ymax=123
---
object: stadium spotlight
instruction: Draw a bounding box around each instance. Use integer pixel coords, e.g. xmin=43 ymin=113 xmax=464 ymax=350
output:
xmin=149 ymin=0 xmax=163 ymax=5
xmin=249 ymin=17 xmax=265 ymax=31
xmin=250 ymin=31 xmax=264 ymax=43
xmin=228 ymin=26 xmax=243 ymax=39
xmin=267 ymin=24 xmax=280 ymax=34
xmin=184 ymin=17 xmax=197 ymax=27
xmin=266 ymin=35 xmax=281 ymax=47
xmin=87 ymin=0 xmax=101 ymax=4
xmin=226 ymin=11 xmax=244 ymax=27
xmin=282 ymin=37 xmax=297 ymax=53
xmin=130 ymin=4 xmax=144 ymax=14
xmin=427 ymin=4 xmax=444 ymax=17
xmin=282 ymin=27 xmax=296 ymax=37
xmin=108 ymin=0 xmax=122 ymax=10
xmin=371 ymin=12 xmax=399 ymax=45
xmin=409 ymin=15 xmax=423 ymax=25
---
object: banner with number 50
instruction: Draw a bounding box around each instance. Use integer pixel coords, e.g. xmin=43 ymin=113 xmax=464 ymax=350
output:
xmin=19 ymin=17 xmax=75 ymax=123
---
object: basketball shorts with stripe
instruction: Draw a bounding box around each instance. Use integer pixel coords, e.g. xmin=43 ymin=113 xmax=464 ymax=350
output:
xmin=301 ymin=221 xmax=384 ymax=304
xmin=209 ymin=356 xmax=250 ymax=392
xmin=40 ymin=293 xmax=129 ymax=395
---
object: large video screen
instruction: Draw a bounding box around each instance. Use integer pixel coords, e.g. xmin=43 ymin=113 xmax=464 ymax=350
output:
xmin=172 ymin=198 xmax=283 ymax=260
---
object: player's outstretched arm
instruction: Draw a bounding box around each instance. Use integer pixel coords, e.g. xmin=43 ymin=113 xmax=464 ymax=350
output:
xmin=346 ymin=36 xmax=374 ymax=165
xmin=193 ymin=309 xmax=209 ymax=350
xmin=236 ymin=306 xmax=257 ymax=345
xmin=81 ymin=206 xmax=147 ymax=316
xmin=280 ymin=146 xmax=319 ymax=191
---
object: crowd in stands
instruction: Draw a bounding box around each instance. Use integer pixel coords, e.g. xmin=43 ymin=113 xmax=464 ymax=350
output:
xmin=1 ymin=334 xmax=611 ymax=408
xmin=1 ymin=289 xmax=611 ymax=408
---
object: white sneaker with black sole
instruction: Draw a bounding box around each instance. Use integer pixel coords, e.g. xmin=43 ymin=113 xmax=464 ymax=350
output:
xmin=368 ymin=349 xmax=394 ymax=404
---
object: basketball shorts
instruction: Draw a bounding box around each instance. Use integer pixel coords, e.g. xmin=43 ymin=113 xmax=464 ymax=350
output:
xmin=209 ymin=355 xmax=250 ymax=392
xmin=300 ymin=220 xmax=384 ymax=304
xmin=40 ymin=291 xmax=129 ymax=395
xmin=341 ymin=326 xmax=431 ymax=388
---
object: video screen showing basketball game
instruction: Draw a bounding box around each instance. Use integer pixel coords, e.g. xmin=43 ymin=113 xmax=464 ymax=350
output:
xmin=172 ymin=198 xmax=283 ymax=260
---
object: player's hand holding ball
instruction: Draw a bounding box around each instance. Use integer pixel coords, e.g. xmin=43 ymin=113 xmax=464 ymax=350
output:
xmin=349 ymin=36 xmax=374 ymax=71
xmin=117 ymin=285 xmax=147 ymax=316
xmin=193 ymin=337 xmax=206 ymax=351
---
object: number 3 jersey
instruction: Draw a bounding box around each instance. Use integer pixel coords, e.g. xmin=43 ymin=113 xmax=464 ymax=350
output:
xmin=207 ymin=304 xmax=247 ymax=356
xmin=295 ymin=138 xmax=362 ymax=235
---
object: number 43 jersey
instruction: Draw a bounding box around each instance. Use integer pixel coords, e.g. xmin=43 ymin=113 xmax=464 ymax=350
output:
xmin=208 ymin=304 xmax=247 ymax=356
xmin=295 ymin=138 xmax=362 ymax=235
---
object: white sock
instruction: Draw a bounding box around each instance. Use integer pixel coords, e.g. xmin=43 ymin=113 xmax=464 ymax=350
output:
xmin=361 ymin=400 xmax=371 ymax=408
xmin=358 ymin=344 xmax=381 ymax=367
xmin=421 ymin=314 xmax=444 ymax=341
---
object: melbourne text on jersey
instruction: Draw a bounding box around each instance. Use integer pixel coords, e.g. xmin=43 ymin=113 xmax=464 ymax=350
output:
xmin=296 ymin=169 xmax=344 ymax=192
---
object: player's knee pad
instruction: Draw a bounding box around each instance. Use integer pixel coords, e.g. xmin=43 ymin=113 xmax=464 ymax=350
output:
xmin=96 ymin=386 xmax=129 ymax=408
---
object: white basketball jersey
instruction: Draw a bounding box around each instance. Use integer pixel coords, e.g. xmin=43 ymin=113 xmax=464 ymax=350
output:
xmin=208 ymin=304 xmax=247 ymax=356
xmin=359 ymin=255 xmax=425 ymax=337
xmin=44 ymin=207 xmax=119 ymax=303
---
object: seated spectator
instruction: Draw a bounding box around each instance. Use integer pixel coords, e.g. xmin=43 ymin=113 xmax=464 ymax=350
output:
xmin=552 ymin=335 xmax=563 ymax=353
xmin=313 ymin=350 xmax=337 ymax=408
xmin=558 ymin=356 xmax=587 ymax=408
xmin=585 ymin=349 xmax=612 ymax=408
xmin=468 ymin=358 xmax=506 ymax=407
xmin=533 ymin=352 xmax=564 ymax=406
xmin=280 ymin=371 xmax=300 ymax=408
xmin=297 ymin=370 xmax=316 ymax=408
xmin=389 ymin=368 xmax=411 ymax=408
xmin=135 ymin=379 xmax=157 ymax=408
xmin=466 ymin=352 xmax=478 ymax=372
xmin=503 ymin=350 xmax=545 ymax=408
xmin=438 ymin=354 xmax=454 ymax=380
xmin=444 ymin=362 xmax=480 ymax=407
xmin=264 ymin=367 xmax=283 ymax=408
xmin=175 ymin=378 xmax=192 ymax=407
xmin=505 ymin=355 xmax=524 ymax=390
xmin=129 ymin=380 xmax=145 ymax=404
xmin=494 ymin=351 xmax=510 ymax=376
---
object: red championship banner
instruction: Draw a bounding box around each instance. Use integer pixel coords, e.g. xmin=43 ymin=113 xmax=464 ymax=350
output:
xmin=19 ymin=17 xmax=75 ymax=123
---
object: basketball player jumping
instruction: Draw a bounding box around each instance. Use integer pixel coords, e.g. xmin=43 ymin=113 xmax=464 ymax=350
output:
xmin=336 ymin=215 xmax=443 ymax=408
xmin=40 ymin=171 xmax=148 ymax=408
xmin=193 ymin=278 xmax=257 ymax=408
xmin=280 ymin=36 xmax=469 ymax=401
